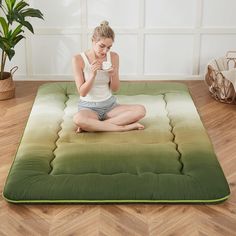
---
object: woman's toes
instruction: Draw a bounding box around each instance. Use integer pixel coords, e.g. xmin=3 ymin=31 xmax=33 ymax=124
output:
xmin=137 ymin=123 xmax=145 ymax=130
xmin=76 ymin=127 xmax=83 ymax=133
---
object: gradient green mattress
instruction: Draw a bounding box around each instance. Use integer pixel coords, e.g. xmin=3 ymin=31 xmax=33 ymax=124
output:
xmin=3 ymin=82 xmax=230 ymax=203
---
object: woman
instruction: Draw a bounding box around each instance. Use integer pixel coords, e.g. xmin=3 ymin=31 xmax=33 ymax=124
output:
xmin=72 ymin=21 xmax=146 ymax=132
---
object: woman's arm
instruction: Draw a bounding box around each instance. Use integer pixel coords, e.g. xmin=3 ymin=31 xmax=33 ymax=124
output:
xmin=109 ymin=52 xmax=120 ymax=92
xmin=72 ymin=55 xmax=101 ymax=97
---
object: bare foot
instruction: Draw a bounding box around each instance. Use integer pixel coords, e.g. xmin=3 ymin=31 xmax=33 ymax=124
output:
xmin=75 ymin=126 xmax=84 ymax=133
xmin=123 ymin=122 xmax=144 ymax=131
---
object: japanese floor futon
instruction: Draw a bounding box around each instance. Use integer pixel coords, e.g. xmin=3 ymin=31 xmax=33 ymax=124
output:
xmin=3 ymin=82 xmax=230 ymax=203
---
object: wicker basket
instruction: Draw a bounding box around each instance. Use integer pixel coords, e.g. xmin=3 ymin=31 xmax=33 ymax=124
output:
xmin=205 ymin=51 xmax=236 ymax=104
xmin=0 ymin=66 xmax=18 ymax=101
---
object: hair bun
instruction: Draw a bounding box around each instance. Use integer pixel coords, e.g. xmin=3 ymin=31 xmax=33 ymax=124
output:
xmin=100 ymin=20 xmax=109 ymax=27
xmin=92 ymin=20 xmax=114 ymax=41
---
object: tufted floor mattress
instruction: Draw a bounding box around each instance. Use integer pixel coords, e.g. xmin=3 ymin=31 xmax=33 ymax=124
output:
xmin=3 ymin=82 xmax=230 ymax=203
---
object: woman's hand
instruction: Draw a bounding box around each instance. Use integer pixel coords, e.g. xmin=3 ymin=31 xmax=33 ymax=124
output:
xmin=90 ymin=60 xmax=102 ymax=78
xmin=107 ymin=67 xmax=115 ymax=77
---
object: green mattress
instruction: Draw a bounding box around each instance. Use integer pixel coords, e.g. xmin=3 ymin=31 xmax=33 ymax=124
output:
xmin=3 ymin=82 xmax=230 ymax=203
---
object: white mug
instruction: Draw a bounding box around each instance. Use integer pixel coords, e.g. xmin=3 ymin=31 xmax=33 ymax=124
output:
xmin=102 ymin=61 xmax=112 ymax=71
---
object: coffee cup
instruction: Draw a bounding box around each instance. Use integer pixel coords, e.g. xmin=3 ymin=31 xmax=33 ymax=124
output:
xmin=102 ymin=61 xmax=112 ymax=71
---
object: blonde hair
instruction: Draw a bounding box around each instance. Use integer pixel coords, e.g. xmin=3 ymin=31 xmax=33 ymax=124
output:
xmin=92 ymin=21 xmax=115 ymax=42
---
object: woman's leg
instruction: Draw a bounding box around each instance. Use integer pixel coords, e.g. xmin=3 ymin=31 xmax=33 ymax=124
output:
xmin=105 ymin=104 xmax=146 ymax=126
xmin=73 ymin=109 xmax=98 ymax=133
xmin=73 ymin=109 xmax=144 ymax=132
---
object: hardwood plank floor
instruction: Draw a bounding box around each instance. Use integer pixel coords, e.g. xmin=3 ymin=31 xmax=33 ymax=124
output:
xmin=0 ymin=81 xmax=236 ymax=236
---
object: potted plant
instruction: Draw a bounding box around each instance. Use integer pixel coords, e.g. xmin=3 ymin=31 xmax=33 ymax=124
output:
xmin=0 ymin=0 xmax=43 ymax=100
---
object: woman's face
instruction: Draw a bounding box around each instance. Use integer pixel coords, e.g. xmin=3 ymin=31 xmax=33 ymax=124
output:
xmin=92 ymin=38 xmax=113 ymax=59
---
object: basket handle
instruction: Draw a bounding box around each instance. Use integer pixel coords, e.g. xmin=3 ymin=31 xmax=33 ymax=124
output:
xmin=226 ymin=51 xmax=236 ymax=59
xmin=10 ymin=66 xmax=18 ymax=75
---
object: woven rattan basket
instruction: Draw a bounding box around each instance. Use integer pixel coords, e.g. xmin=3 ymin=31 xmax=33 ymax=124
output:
xmin=205 ymin=51 xmax=236 ymax=104
xmin=0 ymin=66 xmax=18 ymax=101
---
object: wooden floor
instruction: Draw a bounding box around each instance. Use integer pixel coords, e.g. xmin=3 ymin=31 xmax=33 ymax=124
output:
xmin=0 ymin=81 xmax=236 ymax=236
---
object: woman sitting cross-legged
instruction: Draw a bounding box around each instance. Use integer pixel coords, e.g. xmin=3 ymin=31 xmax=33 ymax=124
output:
xmin=72 ymin=21 xmax=146 ymax=132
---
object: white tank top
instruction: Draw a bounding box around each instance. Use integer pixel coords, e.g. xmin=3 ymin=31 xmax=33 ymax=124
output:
xmin=80 ymin=52 xmax=112 ymax=102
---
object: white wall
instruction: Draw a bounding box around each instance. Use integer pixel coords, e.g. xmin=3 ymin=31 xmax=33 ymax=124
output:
xmin=5 ymin=0 xmax=236 ymax=81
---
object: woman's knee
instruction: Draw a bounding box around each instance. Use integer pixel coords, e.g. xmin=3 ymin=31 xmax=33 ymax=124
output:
xmin=73 ymin=113 xmax=87 ymax=126
xmin=139 ymin=105 xmax=146 ymax=118
xmin=134 ymin=105 xmax=146 ymax=120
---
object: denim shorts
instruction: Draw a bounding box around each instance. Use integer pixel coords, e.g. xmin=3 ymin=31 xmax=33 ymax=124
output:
xmin=78 ymin=96 xmax=118 ymax=121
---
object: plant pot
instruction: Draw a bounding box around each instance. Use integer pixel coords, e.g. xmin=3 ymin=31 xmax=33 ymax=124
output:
xmin=0 ymin=66 xmax=18 ymax=101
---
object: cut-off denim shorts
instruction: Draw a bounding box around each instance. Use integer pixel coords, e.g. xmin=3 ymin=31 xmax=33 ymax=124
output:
xmin=78 ymin=96 xmax=118 ymax=121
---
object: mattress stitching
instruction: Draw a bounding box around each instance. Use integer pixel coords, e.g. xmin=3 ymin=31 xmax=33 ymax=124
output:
xmin=162 ymin=93 xmax=184 ymax=175
xmin=48 ymin=92 xmax=70 ymax=174
xmin=48 ymin=93 xmax=186 ymax=176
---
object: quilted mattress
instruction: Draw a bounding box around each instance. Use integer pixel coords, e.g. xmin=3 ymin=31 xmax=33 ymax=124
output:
xmin=3 ymin=82 xmax=230 ymax=203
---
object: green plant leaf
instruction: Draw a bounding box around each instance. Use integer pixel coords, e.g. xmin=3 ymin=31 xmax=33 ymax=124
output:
xmin=0 ymin=36 xmax=5 ymax=50
xmin=7 ymin=29 xmax=12 ymax=39
xmin=22 ymin=8 xmax=44 ymax=19
xmin=11 ymin=0 xmax=17 ymax=9
xmin=15 ymin=1 xmax=29 ymax=11
xmin=12 ymin=25 xmax=23 ymax=38
xmin=0 ymin=17 xmax=8 ymax=36
xmin=6 ymin=10 xmax=14 ymax=25
xmin=13 ymin=34 xmax=24 ymax=45
xmin=15 ymin=11 xmax=24 ymax=22
xmin=1 ymin=37 xmax=12 ymax=52
xmin=19 ymin=20 xmax=34 ymax=33
xmin=5 ymin=0 xmax=12 ymax=11
xmin=2 ymin=37 xmax=13 ymax=49
xmin=7 ymin=48 xmax=15 ymax=60
xmin=0 ymin=1 xmax=8 ymax=17
xmin=0 ymin=17 xmax=7 ymax=32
